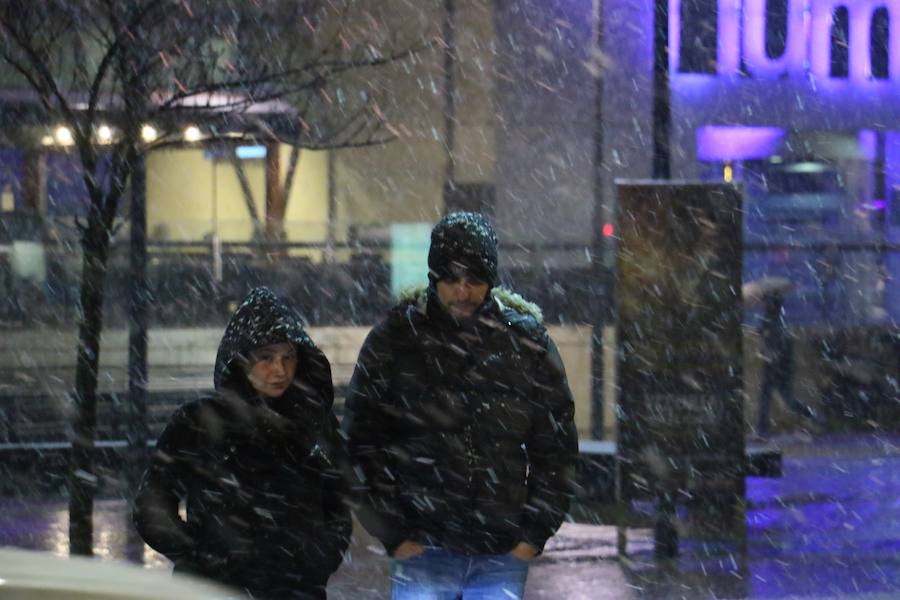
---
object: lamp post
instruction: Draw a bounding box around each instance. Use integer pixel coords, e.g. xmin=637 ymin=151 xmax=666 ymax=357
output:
xmin=126 ymin=150 xmax=150 ymax=494
xmin=591 ymin=0 xmax=612 ymax=440
xmin=652 ymin=0 xmax=672 ymax=179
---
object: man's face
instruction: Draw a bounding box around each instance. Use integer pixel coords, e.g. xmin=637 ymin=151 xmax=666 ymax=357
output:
xmin=436 ymin=274 xmax=490 ymax=319
xmin=244 ymin=342 xmax=298 ymax=398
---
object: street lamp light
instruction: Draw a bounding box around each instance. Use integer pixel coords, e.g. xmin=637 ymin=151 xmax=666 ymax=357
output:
xmin=55 ymin=126 xmax=73 ymax=146
xmin=97 ymin=125 xmax=113 ymax=144
xmin=141 ymin=125 xmax=158 ymax=143
xmin=183 ymin=126 xmax=201 ymax=142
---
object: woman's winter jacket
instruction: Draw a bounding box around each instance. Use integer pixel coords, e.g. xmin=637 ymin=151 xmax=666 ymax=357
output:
xmin=343 ymin=286 xmax=577 ymax=556
xmin=133 ymin=288 xmax=351 ymax=598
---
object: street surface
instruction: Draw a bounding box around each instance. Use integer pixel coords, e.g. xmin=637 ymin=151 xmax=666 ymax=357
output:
xmin=2 ymin=433 xmax=899 ymax=599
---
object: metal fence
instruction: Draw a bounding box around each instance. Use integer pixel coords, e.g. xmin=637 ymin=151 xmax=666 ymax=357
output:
xmin=0 ymin=236 xmax=608 ymax=328
xmin=3 ymin=224 xmax=900 ymax=331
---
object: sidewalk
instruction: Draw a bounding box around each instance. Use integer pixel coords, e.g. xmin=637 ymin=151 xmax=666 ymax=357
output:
xmin=308 ymin=433 xmax=900 ymax=599
xmin=2 ymin=434 xmax=899 ymax=598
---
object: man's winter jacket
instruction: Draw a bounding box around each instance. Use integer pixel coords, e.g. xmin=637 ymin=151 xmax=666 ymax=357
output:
xmin=343 ymin=286 xmax=577 ymax=556
xmin=133 ymin=288 xmax=351 ymax=596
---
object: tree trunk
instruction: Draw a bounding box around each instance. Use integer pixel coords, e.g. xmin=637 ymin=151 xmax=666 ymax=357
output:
xmin=68 ymin=212 xmax=112 ymax=556
xmin=282 ymin=145 xmax=301 ymax=206
xmin=265 ymin=140 xmax=285 ymax=242
xmin=21 ymin=149 xmax=46 ymax=214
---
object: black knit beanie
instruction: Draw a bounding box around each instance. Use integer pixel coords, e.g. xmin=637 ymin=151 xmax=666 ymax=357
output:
xmin=427 ymin=211 xmax=499 ymax=287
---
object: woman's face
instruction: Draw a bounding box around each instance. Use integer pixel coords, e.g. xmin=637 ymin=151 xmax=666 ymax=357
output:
xmin=244 ymin=342 xmax=298 ymax=398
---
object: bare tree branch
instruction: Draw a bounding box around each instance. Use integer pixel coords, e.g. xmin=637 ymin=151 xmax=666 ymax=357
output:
xmin=0 ymin=8 xmax=79 ymax=126
xmin=86 ymin=0 xmax=167 ymax=120
xmin=0 ymin=0 xmax=423 ymax=557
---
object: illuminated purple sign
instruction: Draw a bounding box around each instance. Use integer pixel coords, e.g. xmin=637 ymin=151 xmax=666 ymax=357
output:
xmin=670 ymin=0 xmax=900 ymax=80
xmin=696 ymin=126 xmax=785 ymax=161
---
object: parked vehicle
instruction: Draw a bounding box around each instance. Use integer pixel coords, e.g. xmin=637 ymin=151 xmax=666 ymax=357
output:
xmin=0 ymin=547 xmax=236 ymax=599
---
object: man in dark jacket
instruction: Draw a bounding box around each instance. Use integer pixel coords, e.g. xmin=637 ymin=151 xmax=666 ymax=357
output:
xmin=133 ymin=287 xmax=351 ymax=600
xmin=343 ymin=212 xmax=577 ymax=599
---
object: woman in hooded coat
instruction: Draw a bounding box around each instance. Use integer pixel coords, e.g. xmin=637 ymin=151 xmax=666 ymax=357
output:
xmin=133 ymin=287 xmax=351 ymax=600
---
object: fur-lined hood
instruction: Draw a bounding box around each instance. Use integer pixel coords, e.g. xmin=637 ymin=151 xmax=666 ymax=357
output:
xmin=397 ymin=284 xmax=544 ymax=323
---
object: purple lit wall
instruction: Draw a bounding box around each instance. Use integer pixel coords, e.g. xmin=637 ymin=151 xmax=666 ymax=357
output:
xmin=45 ymin=153 xmax=112 ymax=216
xmin=858 ymin=130 xmax=878 ymax=161
xmin=883 ymin=132 xmax=900 ymax=321
xmin=46 ymin=154 xmax=89 ymax=216
xmin=666 ymin=0 xmax=900 ymax=181
xmin=696 ymin=126 xmax=784 ymax=161
xmin=669 ymin=79 xmax=900 ymax=183
xmin=807 ymin=0 xmax=900 ymax=80
xmin=602 ymin=0 xmax=900 ymax=326
xmin=670 ymin=0 xmax=900 ymax=81
xmin=0 ymin=150 xmax=110 ymax=217
xmin=742 ymin=0 xmax=808 ymax=77
xmin=885 ymin=133 xmax=900 ymax=223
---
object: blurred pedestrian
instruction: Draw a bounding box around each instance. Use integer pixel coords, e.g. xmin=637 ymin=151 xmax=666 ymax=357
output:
xmin=133 ymin=287 xmax=351 ymax=600
xmin=757 ymin=290 xmax=822 ymax=436
xmin=343 ymin=212 xmax=578 ymax=599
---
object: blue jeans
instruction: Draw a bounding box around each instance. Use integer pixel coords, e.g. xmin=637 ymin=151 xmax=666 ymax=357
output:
xmin=391 ymin=546 xmax=529 ymax=600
